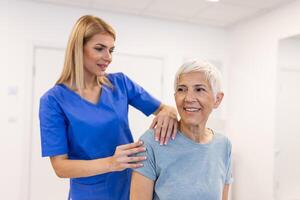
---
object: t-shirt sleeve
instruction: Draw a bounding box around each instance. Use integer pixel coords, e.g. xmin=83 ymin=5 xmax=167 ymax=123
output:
xmin=225 ymin=139 xmax=233 ymax=184
xmin=121 ymin=73 xmax=161 ymax=116
xmin=133 ymin=130 xmax=157 ymax=181
xmin=39 ymin=94 xmax=69 ymax=157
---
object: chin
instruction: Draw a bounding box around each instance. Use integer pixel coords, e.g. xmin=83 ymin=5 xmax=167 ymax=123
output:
xmin=182 ymin=119 xmax=200 ymax=127
xmin=97 ymin=72 xmax=106 ymax=76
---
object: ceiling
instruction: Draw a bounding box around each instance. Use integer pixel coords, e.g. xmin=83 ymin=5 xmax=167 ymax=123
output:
xmin=28 ymin=0 xmax=295 ymax=27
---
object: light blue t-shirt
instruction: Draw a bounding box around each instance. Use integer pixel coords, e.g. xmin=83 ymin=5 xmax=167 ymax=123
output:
xmin=134 ymin=129 xmax=233 ymax=200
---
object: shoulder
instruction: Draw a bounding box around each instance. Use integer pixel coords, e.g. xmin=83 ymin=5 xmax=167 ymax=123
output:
xmin=139 ymin=129 xmax=155 ymax=143
xmin=40 ymin=85 xmax=59 ymax=101
xmin=213 ymin=132 xmax=232 ymax=149
xmin=107 ymin=72 xmax=128 ymax=82
xmin=40 ymin=84 xmax=65 ymax=107
xmin=139 ymin=129 xmax=159 ymax=150
xmin=107 ymin=72 xmax=138 ymax=86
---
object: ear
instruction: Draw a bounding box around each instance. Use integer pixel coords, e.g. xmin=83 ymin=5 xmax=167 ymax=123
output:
xmin=213 ymin=92 xmax=224 ymax=108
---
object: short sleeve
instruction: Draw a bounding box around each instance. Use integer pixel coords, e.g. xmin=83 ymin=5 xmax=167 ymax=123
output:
xmin=121 ymin=73 xmax=160 ymax=116
xmin=133 ymin=130 xmax=157 ymax=181
xmin=39 ymin=94 xmax=68 ymax=157
xmin=225 ymin=139 xmax=233 ymax=184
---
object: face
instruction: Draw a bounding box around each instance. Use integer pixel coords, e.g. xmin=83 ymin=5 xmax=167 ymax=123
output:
xmin=83 ymin=33 xmax=115 ymax=79
xmin=175 ymin=72 xmax=223 ymax=127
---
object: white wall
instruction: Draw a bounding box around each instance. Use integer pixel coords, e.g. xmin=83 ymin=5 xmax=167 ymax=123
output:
xmin=228 ymin=1 xmax=300 ymax=200
xmin=275 ymin=36 xmax=300 ymax=200
xmin=0 ymin=1 xmax=228 ymax=199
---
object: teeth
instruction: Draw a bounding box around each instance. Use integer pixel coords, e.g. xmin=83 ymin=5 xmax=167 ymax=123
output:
xmin=184 ymin=108 xmax=200 ymax=112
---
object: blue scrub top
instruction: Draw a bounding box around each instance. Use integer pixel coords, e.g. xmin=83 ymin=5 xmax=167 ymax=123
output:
xmin=39 ymin=72 xmax=160 ymax=200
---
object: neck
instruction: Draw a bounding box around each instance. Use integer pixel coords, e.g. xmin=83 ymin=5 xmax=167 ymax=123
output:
xmin=84 ymin=74 xmax=99 ymax=90
xmin=179 ymin=121 xmax=213 ymax=144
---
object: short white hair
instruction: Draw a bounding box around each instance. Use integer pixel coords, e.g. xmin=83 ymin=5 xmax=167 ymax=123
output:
xmin=174 ymin=59 xmax=223 ymax=97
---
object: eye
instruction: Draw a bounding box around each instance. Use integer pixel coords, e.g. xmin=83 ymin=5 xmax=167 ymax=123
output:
xmin=176 ymin=87 xmax=186 ymax=93
xmin=195 ymin=87 xmax=205 ymax=92
xmin=109 ymin=49 xmax=114 ymax=54
xmin=95 ymin=47 xmax=104 ymax=52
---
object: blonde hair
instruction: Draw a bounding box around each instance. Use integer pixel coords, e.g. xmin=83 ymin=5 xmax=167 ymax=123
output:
xmin=56 ymin=15 xmax=116 ymax=92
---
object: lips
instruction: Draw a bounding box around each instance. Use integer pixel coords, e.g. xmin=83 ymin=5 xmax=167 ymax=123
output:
xmin=97 ymin=64 xmax=107 ymax=70
xmin=183 ymin=107 xmax=200 ymax=112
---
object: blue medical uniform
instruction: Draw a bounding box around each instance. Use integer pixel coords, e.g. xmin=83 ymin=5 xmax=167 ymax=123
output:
xmin=39 ymin=72 xmax=160 ymax=200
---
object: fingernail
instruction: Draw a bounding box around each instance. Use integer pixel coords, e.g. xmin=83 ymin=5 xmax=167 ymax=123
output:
xmin=160 ymin=142 xmax=163 ymax=145
xmin=144 ymin=156 xmax=147 ymax=160
xmin=140 ymin=163 xmax=144 ymax=167
xmin=155 ymin=137 xmax=159 ymax=141
xmin=164 ymin=141 xmax=167 ymax=145
xmin=139 ymin=140 xmax=143 ymax=144
xmin=172 ymin=137 xmax=175 ymax=140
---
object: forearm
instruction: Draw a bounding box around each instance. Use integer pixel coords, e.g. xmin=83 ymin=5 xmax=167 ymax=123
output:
xmin=50 ymin=141 xmax=146 ymax=178
xmin=222 ymin=184 xmax=230 ymax=200
xmin=50 ymin=156 xmax=113 ymax=178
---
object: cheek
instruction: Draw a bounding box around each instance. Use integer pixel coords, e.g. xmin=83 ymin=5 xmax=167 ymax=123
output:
xmin=175 ymin=97 xmax=183 ymax=109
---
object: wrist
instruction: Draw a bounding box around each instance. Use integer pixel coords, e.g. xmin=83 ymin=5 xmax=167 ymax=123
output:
xmin=103 ymin=157 xmax=114 ymax=173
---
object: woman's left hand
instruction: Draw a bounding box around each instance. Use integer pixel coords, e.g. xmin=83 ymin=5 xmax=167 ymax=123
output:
xmin=150 ymin=104 xmax=178 ymax=145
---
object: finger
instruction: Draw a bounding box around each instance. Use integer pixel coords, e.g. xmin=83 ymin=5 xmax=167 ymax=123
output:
xmin=163 ymin=120 xmax=174 ymax=145
xmin=126 ymin=156 xmax=147 ymax=163
xmin=171 ymin=120 xmax=178 ymax=140
xmin=123 ymin=163 xmax=144 ymax=169
xmin=159 ymin=118 xmax=169 ymax=145
xmin=154 ymin=118 xmax=163 ymax=142
xmin=149 ymin=117 xmax=158 ymax=129
xmin=117 ymin=141 xmax=143 ymax=150
xmin=122 ymin=146 xmax=146 ymax=156
xmin=117 ymin=155 xmax=146 ymax=164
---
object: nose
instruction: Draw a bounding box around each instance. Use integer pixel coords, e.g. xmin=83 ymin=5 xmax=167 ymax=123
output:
xmin=103 ymin=50 xmax=112 ymax=62
xmin=184 ymin=90 xmax=196 ymax=102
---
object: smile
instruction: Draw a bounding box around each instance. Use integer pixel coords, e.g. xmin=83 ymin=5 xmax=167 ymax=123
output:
xmin=184 ymin=107 xmax=200 ymax=112
xmin=97 ymin=64 xmax=107 ymax=68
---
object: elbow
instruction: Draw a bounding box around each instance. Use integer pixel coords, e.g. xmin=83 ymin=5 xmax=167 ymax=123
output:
xmin=50 ymin=155 xmax=69 ymax=178
xmin=53 ymin=167 xmax=67 ymax=178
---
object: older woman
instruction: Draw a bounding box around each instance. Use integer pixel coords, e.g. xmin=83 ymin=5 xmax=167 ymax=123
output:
xmin=130 ymin=59 xmax=233 ymax=200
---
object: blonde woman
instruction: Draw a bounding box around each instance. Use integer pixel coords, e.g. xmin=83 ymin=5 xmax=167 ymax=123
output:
xmin=39 ymin=15 xmax=177 ymax=200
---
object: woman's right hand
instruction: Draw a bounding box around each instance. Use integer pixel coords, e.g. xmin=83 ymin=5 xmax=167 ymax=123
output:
xmin=109 ymin=141 xmax=147 ymax=172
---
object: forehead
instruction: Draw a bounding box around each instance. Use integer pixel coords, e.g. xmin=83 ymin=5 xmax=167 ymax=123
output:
xmin=178 ymin=72 xmax=209 ymax=86
xmin=86 ymin=33 xmax=115 ymax=47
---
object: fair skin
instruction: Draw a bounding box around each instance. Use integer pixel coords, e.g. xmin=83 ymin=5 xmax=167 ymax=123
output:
xmin=50 ymin=33 xmax=177 ymax=178
xmin=130 ymin=71 xmax=229 ymax=200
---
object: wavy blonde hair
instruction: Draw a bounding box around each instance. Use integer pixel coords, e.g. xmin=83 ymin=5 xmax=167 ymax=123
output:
xmin=56 ymin=15 xmax=116 ymax=92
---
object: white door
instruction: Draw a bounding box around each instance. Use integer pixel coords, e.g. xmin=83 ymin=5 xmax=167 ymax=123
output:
xmin=30 ymin=47 xmax=163 ymax=199
xmin=30 ymin=47 xmax=68 ymax=200
xmin=274 ymin=70 xmax=300 ymax=200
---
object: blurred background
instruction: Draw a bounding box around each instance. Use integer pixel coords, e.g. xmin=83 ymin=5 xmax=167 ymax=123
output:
xmin=1 ymin=0 xmax=300 ymax=199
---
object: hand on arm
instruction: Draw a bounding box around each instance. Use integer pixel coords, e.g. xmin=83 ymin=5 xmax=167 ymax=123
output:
xmin=150 ymin=104 xmax=178 ymax=145
xmin=50 ymin=141 xmax=146 ymax=178
xmin=130 ymin=171 xmax=154 ymax=200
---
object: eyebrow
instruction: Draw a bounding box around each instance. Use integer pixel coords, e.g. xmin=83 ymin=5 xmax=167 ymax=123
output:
xmin=95 ymin=43 xmax=115 ymax=50
xmin=177 ymin=84 xmax=207 ymax=87
xmin=194 ymin=84 xmax=207 ymax=87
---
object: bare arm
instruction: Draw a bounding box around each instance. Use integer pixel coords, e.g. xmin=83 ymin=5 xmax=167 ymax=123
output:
xmin=222 ymin=184 xmax=230 ymax=200
xmin=50 ymin=141 xmax=146 ymax=178
xmin=130 ymin=171 xmax=154 ymax=200
xmin=150 ymin=104 xmax=178 ymax=145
